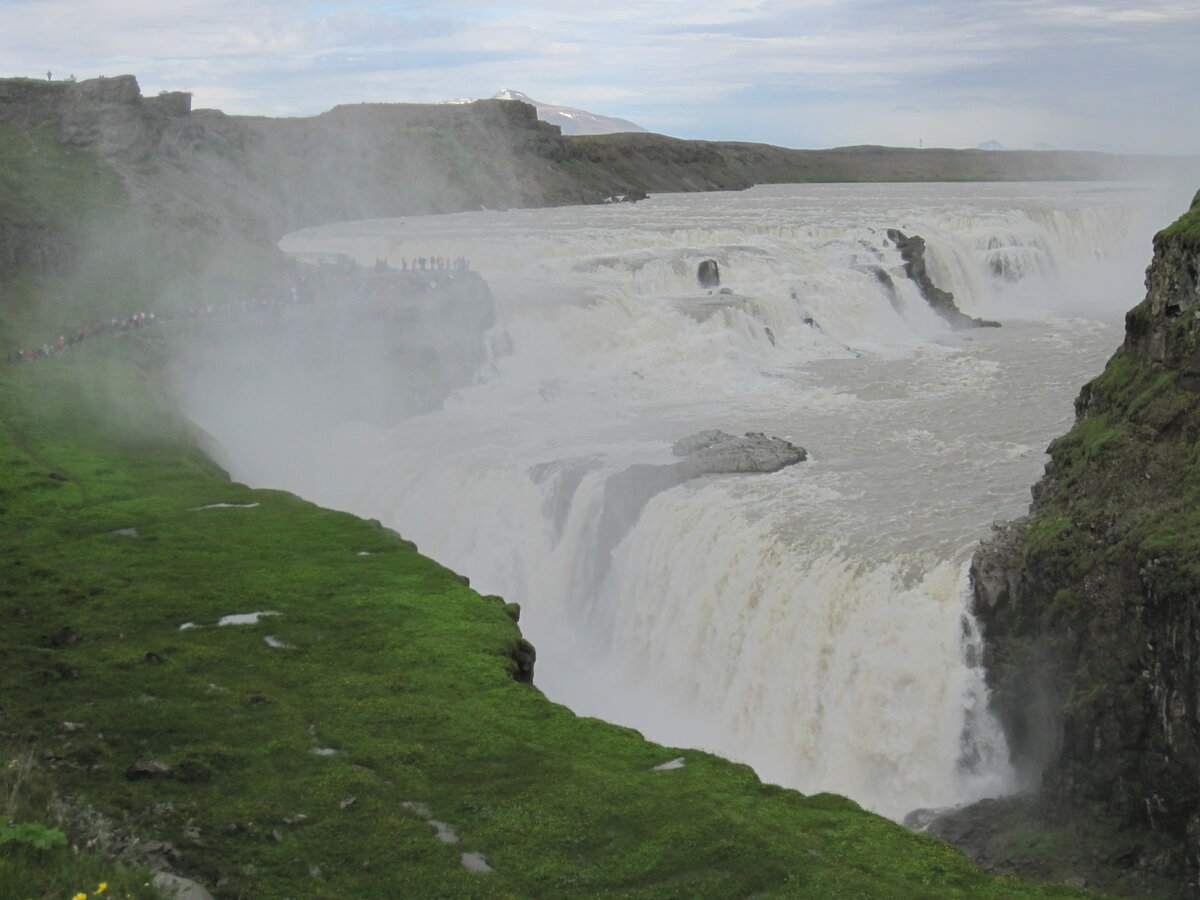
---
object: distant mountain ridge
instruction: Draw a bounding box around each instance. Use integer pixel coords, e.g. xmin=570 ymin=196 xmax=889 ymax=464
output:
xmin=977 ymin=139 xmax=1060 ymax=151
xmin=491 ymin=89 xmax=647 ymax=135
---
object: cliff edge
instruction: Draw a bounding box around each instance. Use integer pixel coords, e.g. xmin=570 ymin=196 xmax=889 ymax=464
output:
xmin=965 ymin=190 xmax=1200 ymax=893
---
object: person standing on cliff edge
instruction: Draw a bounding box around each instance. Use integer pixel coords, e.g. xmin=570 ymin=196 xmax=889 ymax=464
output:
xmin=45 ymin=70 xmax=51 ymax=81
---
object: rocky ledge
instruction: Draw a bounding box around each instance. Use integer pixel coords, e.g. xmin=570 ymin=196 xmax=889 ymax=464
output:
xmin=671 ymin=429 xmax=807 ymax=475
xmin=589 ymin=431 xmax=807 ymax=581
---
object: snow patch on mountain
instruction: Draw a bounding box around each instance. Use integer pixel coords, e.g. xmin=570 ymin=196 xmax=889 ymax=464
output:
xmin=491 ymin=90 xmax=647 ymax=135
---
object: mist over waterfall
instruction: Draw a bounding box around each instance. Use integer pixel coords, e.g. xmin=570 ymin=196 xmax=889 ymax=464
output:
xmin=175 ymin=181 xmax=1180 ymax=820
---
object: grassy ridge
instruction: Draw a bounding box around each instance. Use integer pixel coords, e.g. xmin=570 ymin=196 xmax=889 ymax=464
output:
xmin=1156 ymin=188 xmax=1200 ymax=249
xmin=0 ymin=118 xmax=281 ymax=352
xmin=0 ymin=121 xmax=124 ymax=225
xmin=0 ymin=336 xmax=1100 ymax=898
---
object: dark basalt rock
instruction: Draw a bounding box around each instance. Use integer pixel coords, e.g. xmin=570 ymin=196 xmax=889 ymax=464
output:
xmin=870 ymin=265 xmax=904 ymax=313
xmin=886 ymin=229 xmax=1000 ymax=329
xmin=605 ymin=190 xmax=648 ymax=203
xmin=697 ymin=258 xmax=720 ymax=288
xmin=126 ymin=758 xmax=173 ymax=780
xmin=50 ymin=626 xmax=81 ymax=647
xmin=508 ymin=638 xmax=536 ymax=685
xmin=905 ymin=795 xmax=1180 ymax=898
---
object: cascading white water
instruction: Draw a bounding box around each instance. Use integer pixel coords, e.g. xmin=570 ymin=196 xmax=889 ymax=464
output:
xmin=181 ymin=181 xmax=1184 ymax=821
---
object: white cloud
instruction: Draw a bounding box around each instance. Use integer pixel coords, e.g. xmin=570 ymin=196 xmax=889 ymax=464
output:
xmin=2 ymin=0 xmax=1197 ymax=152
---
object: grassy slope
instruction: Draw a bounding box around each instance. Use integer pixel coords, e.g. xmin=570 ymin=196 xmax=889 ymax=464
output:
xmin=1155 ymin=188 xmax=1200 ymax=250
xmin=1023 ymin=196 xmax=1200 ymax=573
xmin=0 ymin=336 xmax=1100 ymax=899
xmin=0 ymin=123 xmax=118 ymax=224
xmin=0 ymin=118 xmax=281 ymax=353
xmin=0 ymin=117 xmax=178 ymax=355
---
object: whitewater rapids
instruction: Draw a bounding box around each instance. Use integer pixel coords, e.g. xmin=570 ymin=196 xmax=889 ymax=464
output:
xmin=183 ymin=182 xmax=1184 ymax=820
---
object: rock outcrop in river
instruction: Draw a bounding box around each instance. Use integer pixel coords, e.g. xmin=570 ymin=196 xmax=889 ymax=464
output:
xmin=671 ymin=429 xmax=807 ymax=475
xmin=589 ymin=431 xmax=807 ymax=586
xmin=886 ymin=229 xmax=1000 ymax=328
xmin=697 ymin=259 xmax=721 ymax=288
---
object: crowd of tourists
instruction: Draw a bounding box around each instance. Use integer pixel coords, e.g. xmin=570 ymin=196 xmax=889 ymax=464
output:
xmin=398 ymin=256 xmax=470 ymax=272
xmin=4 ymin=253 xmax=472 ymax=365
xmin=7 ymin=312 xmax=155 ymax=363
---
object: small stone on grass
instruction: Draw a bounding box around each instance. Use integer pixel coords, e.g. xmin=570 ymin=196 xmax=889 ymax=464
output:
xmin=652 ymin=757 xmax=686 ymax=771
xmin=461 ymin=852 xmax=492 ymax=873
xmin=218 ymin=611 xmax=280 ymax=626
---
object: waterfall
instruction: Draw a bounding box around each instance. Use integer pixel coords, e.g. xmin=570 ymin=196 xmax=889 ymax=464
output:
xmin=180 ymin=181 xmax=1178 ymax=819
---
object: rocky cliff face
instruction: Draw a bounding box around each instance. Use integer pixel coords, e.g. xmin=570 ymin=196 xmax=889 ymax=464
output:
xmin=0 ymin=75 xmax=576 ymax=257
xmin=5 ymin=74 xmax=1197 ymax=260
xmin=969 ymin=190 xmax=1200 ymax=890
xmin=0 ymin=75 xmax=195 ymax=169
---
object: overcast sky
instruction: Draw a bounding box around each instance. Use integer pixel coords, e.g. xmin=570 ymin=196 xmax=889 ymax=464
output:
xmin=6 ymin=0 xmax=1199 ymax=153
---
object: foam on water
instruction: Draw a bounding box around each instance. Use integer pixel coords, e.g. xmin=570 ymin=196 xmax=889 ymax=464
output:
xmin=186 ymin=182 xmax=1187 ymax=820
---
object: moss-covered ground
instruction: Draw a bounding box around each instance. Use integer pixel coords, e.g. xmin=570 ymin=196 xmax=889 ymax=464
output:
xmin=1155 ymin=189 xmax=1200 ymax=250
xmin=1023 ymin=340 xmax=1200 ymax=583
xmin=0 ymin=335 xmax=1106 ymax=898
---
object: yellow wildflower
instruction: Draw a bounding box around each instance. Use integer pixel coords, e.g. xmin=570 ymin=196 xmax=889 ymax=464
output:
xmin=72 ymin=893 xmax=87 ymax=900
xmin=95 ymin=885 xmax=108 ymax=895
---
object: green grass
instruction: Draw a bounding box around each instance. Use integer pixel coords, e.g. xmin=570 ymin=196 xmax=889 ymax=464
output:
xmin=1036 ymin=340 xmax=1200 ymax=578
xmin=0 ymin=121 xmax=125 ymax=225
xmin=0 ymin=805 xmax=166 ymax=900
xmin=0 ymin=847 xmax=163 ymax=900
xmin=0 ymin=336 xmax=1101 ymax=898
xmin=1156 ymin=189 xmax=1200 ymax=249
xmin=0 ymin=120 xmax=156 ymax=348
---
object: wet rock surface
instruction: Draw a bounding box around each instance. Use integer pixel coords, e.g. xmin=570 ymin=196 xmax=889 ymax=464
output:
xmin=671 ymin=429 xmax=807 ymax=475
xmin=591 ymin=431 xmax=807 ymax=585
xmin=907 ymin=795 xmax=1181 ymax=899
xmin=887 ymin=228 xmax=1000 ymax=329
